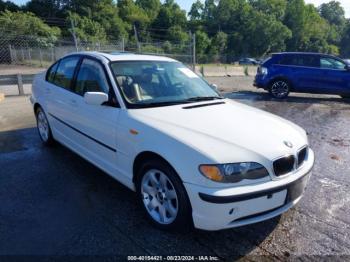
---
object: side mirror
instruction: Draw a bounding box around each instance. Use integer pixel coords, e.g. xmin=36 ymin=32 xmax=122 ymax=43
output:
xmin=211 ymin=84 xmax=219 ymax=91
xmin=84 ymin=92 xmax=109 ymax=106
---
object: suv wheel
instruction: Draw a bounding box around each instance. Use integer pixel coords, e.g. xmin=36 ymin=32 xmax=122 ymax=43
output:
xmin=36 ymin=107 xmax=55 ymax=146
xmin=135 ymin=159 xmax=192 ymax=231
xmin=269 ymin=79 xmax=290 ymax=99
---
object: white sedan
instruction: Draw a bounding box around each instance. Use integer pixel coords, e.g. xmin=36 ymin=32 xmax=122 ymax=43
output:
xmin=31 ymin=52 xmax=314 ymax=231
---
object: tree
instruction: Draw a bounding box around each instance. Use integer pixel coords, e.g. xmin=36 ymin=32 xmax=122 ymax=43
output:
xmin=284 ymin=0 xmax=333 ymax=53
xmin=118 ymin=0 xmax=150 ymax=30
xmin=207 ymin=31 xmax=228 ymax=62
xmin=250 ymin=0 xmax=287 ymax=21
xmin=67 ymin=12 xmax=106 ymax=43
xmin=89 ymin=0 xmax=128 ymax=40
xmin=195 ymin=30 xmax=211 ymax=63
xmin=153 ymin=0 xmax=187 ymax=29
xmin=340 ymin=22 xmax=350 ymax=57
xmin=319 ymin=1 xmax=346 ymax=28
xmin=0 ymin=0 xmax=20 ymax=12
xmin=319 ymin=1 xmax=346 ymax=46
xmin=136 ymin=0 xmax=161 ymax=21
xmin=24 ymin=0 xmax=66 ymax=18
xmin=189 ymin=0 xmax=204 ymax=21
xmin=0 ymin=10 xmax=60 ymax=46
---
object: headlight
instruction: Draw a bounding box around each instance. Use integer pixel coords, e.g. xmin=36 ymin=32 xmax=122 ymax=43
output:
xmin=261 ymin=67 xmax=268 ymax=75
xmin=199 ymin=162 xmax=269 ymax=183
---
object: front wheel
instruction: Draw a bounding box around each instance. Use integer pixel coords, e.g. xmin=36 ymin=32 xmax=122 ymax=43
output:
xmin=269 ymin=79 xmax=290 ymax=99
xmin=36 ymin=107 xmax=55 ymax=146
xmin=136 ymin=159 xmax=192 ymax=231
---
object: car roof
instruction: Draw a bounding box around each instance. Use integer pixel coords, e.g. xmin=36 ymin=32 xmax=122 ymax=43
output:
xmin=66 ymin=51 xmax=178 ymax=62
xmin=271 ymin=52 xmax=336 ymax=57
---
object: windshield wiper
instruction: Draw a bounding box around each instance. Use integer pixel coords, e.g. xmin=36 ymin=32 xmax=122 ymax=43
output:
xmin=135 ymin=101 xmax=189 ymax=108
xmin=185 ymin=96 xmax=224 ymax=102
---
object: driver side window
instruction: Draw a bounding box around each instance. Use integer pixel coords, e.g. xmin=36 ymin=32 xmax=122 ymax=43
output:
xmin=320 ymin=57 xmax=347 ymax=70
xmin=74 ymin=58 xmax=109 ymax=96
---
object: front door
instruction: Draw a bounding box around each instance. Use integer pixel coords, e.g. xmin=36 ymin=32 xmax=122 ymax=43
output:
xmin=69 ymin=58 xmax=120 ymax=175
xmin=318 ymin=56 xmax=350 ymax=95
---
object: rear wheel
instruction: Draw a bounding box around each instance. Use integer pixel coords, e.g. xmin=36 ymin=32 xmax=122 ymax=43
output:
xmin=269 ymin=79 xmax=290 ymax=99
xmin=36 ymin=107 xmax=55 ymax=146
xmin=135 ymin=159 xmax=192 ymax=231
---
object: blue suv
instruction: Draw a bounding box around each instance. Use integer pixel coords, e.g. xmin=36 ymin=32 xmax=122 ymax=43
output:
xmin=254 ymin=52 xmax=350 ymax=99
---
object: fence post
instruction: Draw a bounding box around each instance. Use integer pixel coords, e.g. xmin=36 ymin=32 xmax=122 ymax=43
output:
xmin=21 ymin=49 xmax=24 ymax=62
xmin=39 ymin=48 xmax=43 ymax=67
xmin=17 ymin=74 xmax=24 ymax=96
xmin=28 ymin=49 xmax=32 ymax=65
xmin=122 ymin=38 xmax=125 ymax=51
xmin=192 ymin=32 xmax=196 ymax=71
xmin=8 ymin=45 xmax=13 ymax=64
xmin=51 ymin=47 xmax=54 ymax=62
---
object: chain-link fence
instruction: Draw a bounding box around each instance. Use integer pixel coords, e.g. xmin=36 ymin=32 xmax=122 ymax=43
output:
xmin=0 ymin=34 xmax=193 ymax=68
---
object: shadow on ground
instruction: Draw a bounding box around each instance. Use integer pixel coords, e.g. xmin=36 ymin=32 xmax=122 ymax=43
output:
xmin=0 ymin=127 xmax=279 ymax=259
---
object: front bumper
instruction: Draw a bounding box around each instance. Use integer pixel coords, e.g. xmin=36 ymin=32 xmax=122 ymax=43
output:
xmin=184 ymin=149 xmax=314 ymax=231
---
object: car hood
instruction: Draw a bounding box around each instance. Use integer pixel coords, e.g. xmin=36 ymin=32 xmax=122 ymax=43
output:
xmin=129 ymin=99 xmax=308 ymax=162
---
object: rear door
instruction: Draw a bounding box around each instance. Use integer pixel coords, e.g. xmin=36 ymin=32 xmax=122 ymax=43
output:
xmin=45 ymin=55 xmax=81 ymax=141
xmin=278 ymin=54 xmax=321 ymax=93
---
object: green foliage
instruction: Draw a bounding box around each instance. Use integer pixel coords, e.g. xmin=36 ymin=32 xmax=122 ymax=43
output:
xmin=0 ymin=10 xmax=60 ymax=46
xmin=319 ymin=1 xmax=346 ymax=28
xmin=340 ymin=22 xmax=350 ymax=57
xmin=67 ymin=12 xmax=106 ymax=43
xmin=249 ymin=0 xmax=287 ymax=21
xmin=0 ymin=0 xmax=20 ymax=12
xmin=2 ymin=0 xmax=350 ymax=61
xmin=136 ymin=0 xmax=161 ymax=21
xmin=189 ymin=0 xmax=204 ymax=21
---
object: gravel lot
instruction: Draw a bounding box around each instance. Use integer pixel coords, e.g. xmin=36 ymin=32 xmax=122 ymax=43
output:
xmin=0 ymin=78 xmax=350 ymax=260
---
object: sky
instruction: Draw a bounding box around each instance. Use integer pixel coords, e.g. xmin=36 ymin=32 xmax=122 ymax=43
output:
xmin=9 ymin=0 xmax=350 ymax=18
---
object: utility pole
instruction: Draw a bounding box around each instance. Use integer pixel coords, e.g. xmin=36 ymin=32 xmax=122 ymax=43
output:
xmin=134 ymin=24 xmax=141 ymax=53
xmin=70 ymin=15 xmax=78 ymax=52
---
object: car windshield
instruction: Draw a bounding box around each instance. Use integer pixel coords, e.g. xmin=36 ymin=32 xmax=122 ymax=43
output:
xmin=110 ymin=61 xmax=221 ymax=108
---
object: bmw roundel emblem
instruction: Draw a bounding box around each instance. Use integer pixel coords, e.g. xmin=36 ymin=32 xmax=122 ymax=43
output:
xmin=284 ymin=141 xmax=293 ymax=148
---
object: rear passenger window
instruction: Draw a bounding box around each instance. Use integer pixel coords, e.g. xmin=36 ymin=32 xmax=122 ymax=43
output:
xmin=46 ymin=62 xmax=59 ymax=83
xmin=53 ymin=56 xmax=80 ymax=90
xmin=279 ymin=55 xmax=319 ymax=67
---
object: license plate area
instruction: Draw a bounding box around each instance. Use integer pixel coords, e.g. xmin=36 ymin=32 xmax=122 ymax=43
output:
xmin=232 ymin=189 xmax=287 ymax=221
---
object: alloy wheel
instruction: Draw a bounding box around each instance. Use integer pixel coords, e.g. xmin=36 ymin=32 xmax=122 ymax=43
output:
xmin=141 ymin=169 xmax=179 ymax=224
xmin=37 ymin=110 xmax=49 ymax=142
xmin=271 ymin=80 xmax=289 ymax=98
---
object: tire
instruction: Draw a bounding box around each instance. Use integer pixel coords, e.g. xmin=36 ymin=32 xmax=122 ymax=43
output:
xmin=135 ymin=158 xmax=192 ymax=231
xmin=35 ymin=106 xmax=55 ymax=146
xmin=269 ymin=79 xmax=290 ymax=99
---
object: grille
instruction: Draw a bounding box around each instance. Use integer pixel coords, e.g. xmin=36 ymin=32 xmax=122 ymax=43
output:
xmin=297 ymin=147 xmax=308 ymax=168
xmin=273 ymin=155 xmax=295 ymax=176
